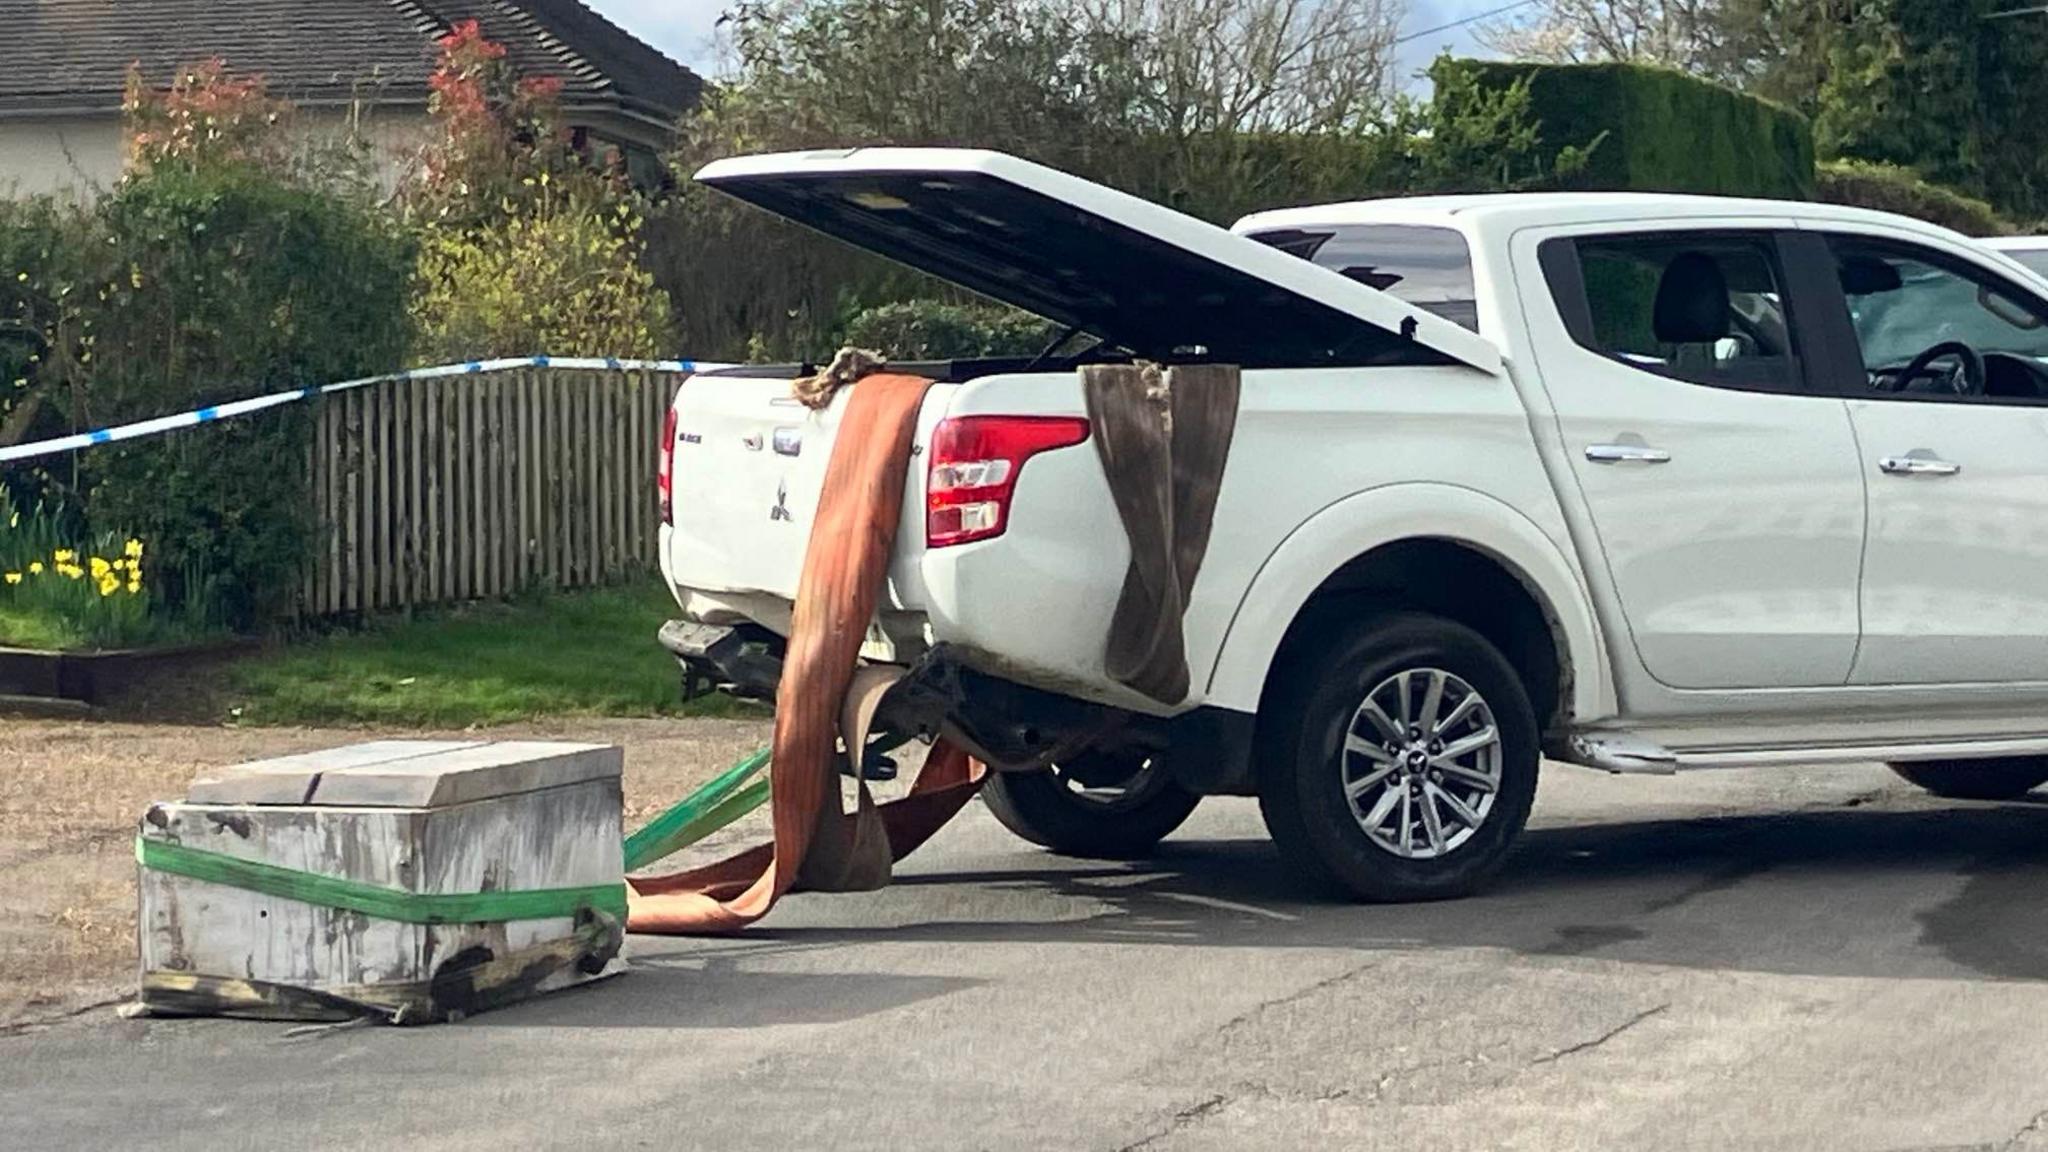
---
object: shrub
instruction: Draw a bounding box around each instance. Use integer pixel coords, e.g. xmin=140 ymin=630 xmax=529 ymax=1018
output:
xmin=1441 ymin=60 xmax=1816 ymax=200
xmin=406 ymin=21 xmax=672 ymax=362
xmin=1814 ymin=160 xmax=2014 ymax=237
xmin=841 ymin=300 xmax=1059 ymax=360
xmin=3 ymin=62 xmax=416 ymax=632
xmin=82 ymin=161 xmax=413 ymax=629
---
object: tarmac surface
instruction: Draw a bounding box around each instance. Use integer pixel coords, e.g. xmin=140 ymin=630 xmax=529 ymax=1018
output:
xmin=10 ymin=761 xmax=2048 ymax=1151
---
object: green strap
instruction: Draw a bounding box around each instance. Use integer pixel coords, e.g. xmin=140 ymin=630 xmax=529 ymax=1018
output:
xmin=623 ymin=746 xmax=770 ymax=872
xmin=137 ymin=837 xmax=627 ymax=925
xmin=621 ymin=736 xmax=916 ymax=872
xmin=623 ymin=777 xmax=769 ymax=873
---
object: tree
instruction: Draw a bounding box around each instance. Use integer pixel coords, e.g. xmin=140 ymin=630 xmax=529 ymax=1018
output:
xmin=1476 ymin=0 xmax=1850 ymax=112
xmin=405 ymin=21 xmax=671 ymax=361
xmin=1476 ymin=0 xmax=1731 ymax=75
xmin=658 ymin=0 xmax=1414 ymax=358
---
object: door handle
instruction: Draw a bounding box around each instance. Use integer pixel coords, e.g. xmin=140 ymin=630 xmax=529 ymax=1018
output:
xmin=1586 ymin=443 xmax=1672 ymax=465
xmin=1879 ymin=455 xmax=1962 ymax=477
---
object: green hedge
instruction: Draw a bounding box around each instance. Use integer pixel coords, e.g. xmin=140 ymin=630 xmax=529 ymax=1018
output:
xmin=1443 ymin=60 xmax=1816 ymax=200
xmin=841 ymin=300 xmax=1058 ymax=360
xmin=1814 ymin=160 xmax=2014 ymax=237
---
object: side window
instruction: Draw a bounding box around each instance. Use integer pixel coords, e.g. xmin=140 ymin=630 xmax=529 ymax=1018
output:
xmin=1826 ymin=236 xmax=2048 ymax=403
xmin=1553 ymin=233 xmax=1800 ymax=391
xmin=1249 ymin=224 xmax=1480 ymax=331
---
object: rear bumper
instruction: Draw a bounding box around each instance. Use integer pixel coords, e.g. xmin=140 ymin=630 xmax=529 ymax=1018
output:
xmin=654 ymin=623 xmax=1258 ymax=794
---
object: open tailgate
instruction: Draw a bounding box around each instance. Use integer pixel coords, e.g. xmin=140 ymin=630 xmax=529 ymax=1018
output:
xmin=693 ymin=148 xmax=1502 ymax=374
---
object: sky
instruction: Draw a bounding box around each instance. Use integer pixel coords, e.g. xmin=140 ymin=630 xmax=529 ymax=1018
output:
xmin=581 ymin=0 xmax=1508 ymax=89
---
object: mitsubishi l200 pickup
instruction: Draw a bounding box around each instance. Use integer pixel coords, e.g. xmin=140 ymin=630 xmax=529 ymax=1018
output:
xmin=658 ymin=147 xmax=2048 ymax=901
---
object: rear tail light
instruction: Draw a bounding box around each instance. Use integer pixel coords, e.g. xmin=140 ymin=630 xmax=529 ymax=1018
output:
xmin=926 ymin=415 xmax=1090 ymax=548
xmin=658 ymin=405 xmax=678 ymax=524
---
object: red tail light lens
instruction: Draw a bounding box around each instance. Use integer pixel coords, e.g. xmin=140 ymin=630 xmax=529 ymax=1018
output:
xmin=658 ymin=405 xmax=678 ymax=525
xmin=926 ymin=415 xmax=1090 ymax=548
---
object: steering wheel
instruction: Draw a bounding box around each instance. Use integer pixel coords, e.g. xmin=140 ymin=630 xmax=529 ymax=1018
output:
xmin=1886 ymin=340 xmax=1985 ymax=397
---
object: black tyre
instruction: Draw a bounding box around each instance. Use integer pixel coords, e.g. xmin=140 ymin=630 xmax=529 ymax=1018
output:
xmin=1889 ymin=758 xmax=2048 ymax=801
xmin=982 ymin=751 xmax=1201 ymax=859
xmin=1258 ymin=611 xmax=1540 ymax=902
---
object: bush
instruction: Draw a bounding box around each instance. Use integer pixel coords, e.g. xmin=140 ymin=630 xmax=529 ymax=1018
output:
xmin=82 ymin=162 xmax=413 ymax=629
xmin=1441 ymin=60 xmax=1816 ymax=200
xmin=841 ymin=300 xmax=1059 ymax=360
xmin=1814 ymin=160 xmax=2014 ymax=237
xmin=406 ymin=21 xmax=672 ymax=363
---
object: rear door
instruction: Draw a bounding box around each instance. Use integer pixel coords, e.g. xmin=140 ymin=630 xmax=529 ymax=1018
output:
xmin=1517 ymin=222 xmax=1868 ymax=690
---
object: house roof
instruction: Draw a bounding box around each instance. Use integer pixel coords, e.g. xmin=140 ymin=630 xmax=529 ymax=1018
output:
xmin=0 ymin=0 xmax=703 ymax=127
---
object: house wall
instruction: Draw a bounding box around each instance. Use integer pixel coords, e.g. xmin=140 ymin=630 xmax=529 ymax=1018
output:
xmin=0 ymin=115 xmax=126 ymax=197
xmin=0 ymin=108 xmax=439 ymax=200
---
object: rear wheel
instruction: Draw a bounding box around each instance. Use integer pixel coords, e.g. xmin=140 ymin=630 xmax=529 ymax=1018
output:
xmin=982 ymin=751 xmax=1201 ymax=859
xmin=1259 ymin=612 xmax=1540 ymax=902
xmin=1889 ymin=758 xmax=2048 ymax=801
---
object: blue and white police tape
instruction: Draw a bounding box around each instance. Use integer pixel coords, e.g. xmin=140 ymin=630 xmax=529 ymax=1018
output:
xmin=0 ymin=355 xmax=731 ymax=465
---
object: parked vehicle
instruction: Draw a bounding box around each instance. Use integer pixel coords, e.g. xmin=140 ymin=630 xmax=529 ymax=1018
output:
xmin=659 ymin=148 xmax=2048 ymax=901
xmin=1982 ymin=235 xmax=2048 ymax=279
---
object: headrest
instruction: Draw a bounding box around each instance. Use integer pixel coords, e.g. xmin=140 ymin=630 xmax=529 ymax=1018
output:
xmin=1653 ymin=252 xmax=1731 ymax=344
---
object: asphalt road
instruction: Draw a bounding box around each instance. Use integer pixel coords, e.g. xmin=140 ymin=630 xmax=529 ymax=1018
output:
xmin=10 ymin=762 xmax=2048 ymax=1151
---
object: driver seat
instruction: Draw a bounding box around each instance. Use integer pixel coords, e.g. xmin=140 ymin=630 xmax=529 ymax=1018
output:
xmin=1653 ymin=251 xmax=1732 ymax=346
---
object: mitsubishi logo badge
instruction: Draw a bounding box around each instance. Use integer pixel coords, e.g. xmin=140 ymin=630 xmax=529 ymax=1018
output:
xmin=770 ymin=478 xmax=792 ymax=522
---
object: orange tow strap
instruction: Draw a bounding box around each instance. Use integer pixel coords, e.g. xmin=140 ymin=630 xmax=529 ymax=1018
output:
xmin=627 ymin=373 xmax=987 ymax=935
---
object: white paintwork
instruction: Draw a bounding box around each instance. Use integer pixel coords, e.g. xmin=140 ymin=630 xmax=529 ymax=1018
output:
xmin=1199 ymin=481 xmax=1607 ymax=720
xmin=1510 ymin=217 xmax=1867 ymax=690
xmin=138 ymin=741 xmax=624 ymax=1021
xmin=1844 ymin=397 xmax=2048 ymax=684
xmin=666 ymin=151 xmax=2048 ymax=769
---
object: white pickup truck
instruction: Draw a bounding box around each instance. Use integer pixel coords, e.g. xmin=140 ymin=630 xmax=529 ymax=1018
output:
xmin=658 ymin=147 xmax=2048 ymax=902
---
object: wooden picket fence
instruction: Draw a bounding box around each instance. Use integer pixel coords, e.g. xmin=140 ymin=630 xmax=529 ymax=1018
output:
xmin=303 ymin=364 xmax=676 ymax=616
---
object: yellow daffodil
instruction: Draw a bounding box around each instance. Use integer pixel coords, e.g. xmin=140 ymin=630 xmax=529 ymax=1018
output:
xmin=90 ymin=557 xmax=111 ymax=579
xmin=124 ymin=539 xmax=144 ymax=559
xmin=3 ymin=572 xmax=18 ymax=585
xmin=126 ymin=578 xmax=142 ymax=595
xmin=28 ymin=561 xmax=43 ymax=575
xmin=97 ymin=574 xmax=118 ymax=597
xmin=59 ymin=563 xmax=82 ymax=580
xmin=53 ymin=549 xmax=75 ymax=564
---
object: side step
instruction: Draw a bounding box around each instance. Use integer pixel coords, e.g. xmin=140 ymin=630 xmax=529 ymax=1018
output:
xmin=1559 ymin=729 xmax=2048 ymax=773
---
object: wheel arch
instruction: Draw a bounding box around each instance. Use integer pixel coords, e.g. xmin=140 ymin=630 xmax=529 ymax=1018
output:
xmin=1202 ymin=483 xmax=1610 ymax=736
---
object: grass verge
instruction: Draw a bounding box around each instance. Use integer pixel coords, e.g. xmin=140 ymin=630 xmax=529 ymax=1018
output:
xmin=222 ymin=581 xmax=753 ymax=727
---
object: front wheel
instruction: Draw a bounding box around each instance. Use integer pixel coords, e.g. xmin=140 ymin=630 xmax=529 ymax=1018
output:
xmin=1890 ymin=758 xmax=2048 ymax=801
xmin=1259 ymin=612 xmax=1540 ymax=903
xmin=982 ymin=751 xmax=1201 ymax=859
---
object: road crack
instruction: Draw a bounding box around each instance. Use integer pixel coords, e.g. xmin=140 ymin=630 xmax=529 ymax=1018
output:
xmin=1530 ymin=1003 xmax=1670 ymax=1065
xmin=1204 ymin=959 xmax=1382 ymax=1040
xmin=2000 ymin=1105 xmax=2048 ymax=1150
xmin=1116 ymin=1094 xmax=1229 ymax=1152
xmin=0 ymin=995 xmax=127 ymax=1038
